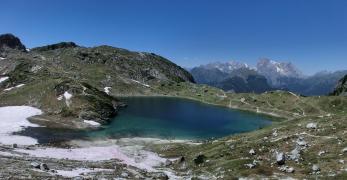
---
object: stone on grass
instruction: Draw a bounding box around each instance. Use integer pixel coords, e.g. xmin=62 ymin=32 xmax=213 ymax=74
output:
xmin=342 ymin=147 xmax=347 ymax=153
xmin=276 ymin=152 xmax=286 ymax=165
xmin=312 ymin=164 xmax=320 ymax=173
xmin=249 ymin=149 xmax=256 ymax=155
xmin=194 ymin=154 xmax=206 ymax=165
xmin=306 ymin=123 xmax=317 ymax=129
xmin=289 ymin=147 xmax=301 ymax=162
xmin=177 ymin=156 xmax=185 ymax=164
xmin=279 ymin=166 xmax=295 ymax=173
xmin=244 ymin=160 xmax=258 ymax=169
xmin=296 ymin=137 xmax=308 ymax=147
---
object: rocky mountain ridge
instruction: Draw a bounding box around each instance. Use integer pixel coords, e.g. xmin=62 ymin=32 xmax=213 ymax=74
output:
xmin=0 ymin=33 xmax=194 ymax=128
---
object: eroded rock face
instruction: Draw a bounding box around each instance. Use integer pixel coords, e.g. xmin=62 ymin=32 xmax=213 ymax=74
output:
xmin=0 ymin=34 xmax=26 ymax=51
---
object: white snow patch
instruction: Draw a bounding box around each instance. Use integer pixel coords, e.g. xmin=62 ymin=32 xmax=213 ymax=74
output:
xmin=26 ymin=48 xmax=30 ymax=52
xmin=131 ymin=79 xmax=150 ymax=88
xmin=63 ymin=91 xmax=73 ymax=106
xmin=16 ymin=144 xmax=166 ymax=171
xmin=83 ymin=120 xmax=101 ymax=126
xmin=64 ymin=91 xmax=72 ymax=100
xmin=0 ymin=57 xmax=5 ymax=60
xmin=53 ymin=168 xmax=113 ymax=178
xmin=3 ymin=84 xmax=25 ymax=91
xmin=0 ymin=76 xmax=9 ymax=83
xmin=0 ymin=106 xmax=42 ymax=145
xmin=104 ymin=87 xmax=111 ymax=95
xmin=0 ymin=151 xmax=21 ymax=157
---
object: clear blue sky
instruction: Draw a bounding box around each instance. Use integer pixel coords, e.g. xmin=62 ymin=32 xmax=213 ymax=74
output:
xmin=1 ymin=0 xmax=346 ymax=74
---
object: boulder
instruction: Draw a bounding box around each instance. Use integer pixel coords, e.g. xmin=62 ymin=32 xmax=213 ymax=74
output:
xmin=276 ymin=152 xmax=286 ymax=165
xmin=249 ymin=149 xmax=256 ymax=155
xmin=176 ymin=156 xmax=185 ymax=164
xmin=244 ymin=160 xmax=258 ymax=169
xmin=296 ymin=137 xmax=308 ymax=147
xmin=194 ymin=154 xmax=206 ymax=165
xmin=150 ymin=172 xmax=169 ymax=180
xmin=289 ymin=146 xmax=301 ymax=162
xmin=121 ymin=172 xmax=129 ymax=178
xmin=279 ymin=166 xmax=295 ymax=173
xmin=306 ymin=123 xmax=317 ymax=129
xmin=312 ymin=164 xmax=320 ymax=173
xmin=30 ymin=162 xmax=40 ymax=168
xmin=40 ymin=163 xmax=49 ymax=171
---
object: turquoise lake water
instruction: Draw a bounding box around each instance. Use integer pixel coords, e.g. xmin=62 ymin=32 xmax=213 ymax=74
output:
xmin=20 ymin=97 xmax=273 ymax=143
xmin=87 ymin=97 xmax=272 ymax=140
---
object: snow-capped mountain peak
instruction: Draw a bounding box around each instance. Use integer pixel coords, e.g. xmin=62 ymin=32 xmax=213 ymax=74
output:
xmin=200 ymin=61 xmax=250 ymax=73
xmin=256 ymin=58 xmax=303 ymax=86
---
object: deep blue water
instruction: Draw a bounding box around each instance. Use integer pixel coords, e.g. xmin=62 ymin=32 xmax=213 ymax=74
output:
xmin=87 ymin=97 xmax=272 ymax=140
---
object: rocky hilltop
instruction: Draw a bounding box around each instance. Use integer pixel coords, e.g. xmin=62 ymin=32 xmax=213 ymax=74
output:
xmin=0 ymin=33 xmax=27 ymax=51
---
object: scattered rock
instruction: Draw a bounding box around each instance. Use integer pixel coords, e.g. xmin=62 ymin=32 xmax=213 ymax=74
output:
xmin=245 ymin=163 xmax=256 ymax=169
xmin=276 ymin=152 xmax=286 ymax=165
xmin=249 ymin=149 xmax=256 ymax=155
xmin=244 ymin=160 xmax=258 ymax=169
xmin=289 ymin=147 xmax=301 ymax=162
xmin=49 ymin=169 xmax=57 ymax=173
xmin=30 ymin=162 xmax=40 ymax=168
xmin=150 ymin=172 xmax=169 ymax=180
xmin=164 ymin=159 xmax=172 ymax=166
xmin=342 ymin=147 xmax=347 ymax=153
xmin=12 ymin=143 xmax=18 ymax=148
xmin=176 ymin=156 xmax=185 ymax=164
xmin=318 ymin=150 xmax=326 ymax=156
xmin=306 ymin=123 xmax=317 ymax=129
xmin=312 ymin=164 xmax=320 ymax=173
xmin=296 ymin=137 xmax=308 ymax=147
xmin=121 ymin=172 xmax=129 ymax=178
xmin=194 ymin=154 xmax=206 ymax=165
xmin=40 ymin=163 xmax=49 ymax=171
xmin=338 ymin=160 xmax=344 ymax=164
xmin=279 ymin=166 xmax=295 ymax=173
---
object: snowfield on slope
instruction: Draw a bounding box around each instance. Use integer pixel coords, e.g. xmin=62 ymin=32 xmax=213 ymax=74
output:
xmin=0 ymin=106 xmax=42 ymax=145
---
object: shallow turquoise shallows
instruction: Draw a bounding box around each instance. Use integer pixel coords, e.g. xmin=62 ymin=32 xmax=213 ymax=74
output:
xmin=87 ymin=97 xmax=272 ymax=140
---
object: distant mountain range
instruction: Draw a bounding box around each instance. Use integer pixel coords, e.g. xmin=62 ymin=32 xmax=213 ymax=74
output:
xmin=190 ymin=59 xmax=347 ymax=96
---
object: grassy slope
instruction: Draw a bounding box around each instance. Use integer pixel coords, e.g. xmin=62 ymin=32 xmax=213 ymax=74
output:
xmin=143 ymin=82 xmax=347 ymax=179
